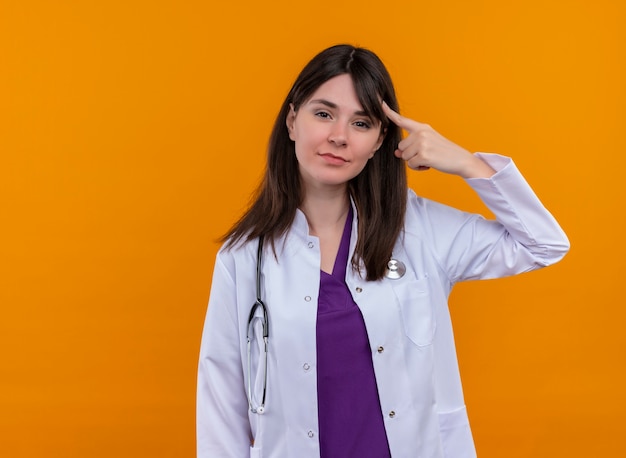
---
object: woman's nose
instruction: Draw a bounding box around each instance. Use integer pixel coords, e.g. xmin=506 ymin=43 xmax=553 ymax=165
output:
xmin=328 ymin=123 xmax=348 ymax=147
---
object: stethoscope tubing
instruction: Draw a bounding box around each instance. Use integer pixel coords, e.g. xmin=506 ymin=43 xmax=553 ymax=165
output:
xmin=246 ymin=235 xmax=268 ymax=414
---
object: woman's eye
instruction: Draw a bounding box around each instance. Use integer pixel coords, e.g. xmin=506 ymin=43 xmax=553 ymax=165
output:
xmin=315 ymin=111 xmax=331 ymax=119
xmin=354 ymin=120 xmax=371 ymax=129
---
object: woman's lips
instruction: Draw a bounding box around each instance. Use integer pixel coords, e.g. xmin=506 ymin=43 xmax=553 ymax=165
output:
xmin=319 ymin=153 xmax=347 ymax=165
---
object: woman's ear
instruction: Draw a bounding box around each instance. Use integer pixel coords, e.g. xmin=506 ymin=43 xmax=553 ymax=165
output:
xmin=286 ymin=103 xmax=296 ymax=141
xmin=371 ymin=127 xmax=387 ymax=157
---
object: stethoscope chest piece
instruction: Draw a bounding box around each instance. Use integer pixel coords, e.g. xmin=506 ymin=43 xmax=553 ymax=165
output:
xmin=385 ymin=259 xmax=406 ymax=279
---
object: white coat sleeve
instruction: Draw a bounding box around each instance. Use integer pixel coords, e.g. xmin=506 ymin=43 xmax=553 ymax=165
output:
xmin=412 ymin=153 xmax=570 ymax=283
xmin=197 ymin=250 xmax=251 ymax=457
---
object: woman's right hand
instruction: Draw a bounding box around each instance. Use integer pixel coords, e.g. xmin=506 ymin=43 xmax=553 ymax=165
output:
xmin=382 ymin=102 xmax=495 ymax=179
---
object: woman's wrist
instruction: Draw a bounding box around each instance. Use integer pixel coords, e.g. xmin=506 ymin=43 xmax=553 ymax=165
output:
xmin=460 ymin=154 xmax=497 ymax=179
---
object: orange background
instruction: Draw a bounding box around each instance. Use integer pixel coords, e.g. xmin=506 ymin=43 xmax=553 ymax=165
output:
xmin=1 ymin=0 xmax=624 ymax=456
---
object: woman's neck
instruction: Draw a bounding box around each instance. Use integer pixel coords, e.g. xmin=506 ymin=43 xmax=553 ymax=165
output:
xmin=300 ymin=186 xmax=351 ymax=274
xmin=299 ymin=186 xmax=350 ymax=237
xmin=300 ymin=193 xmax=350 ymax=237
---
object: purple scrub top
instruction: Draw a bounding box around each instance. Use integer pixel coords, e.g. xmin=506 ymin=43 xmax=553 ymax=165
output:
xmin=316 ymin=207 xmax=391 ymax=457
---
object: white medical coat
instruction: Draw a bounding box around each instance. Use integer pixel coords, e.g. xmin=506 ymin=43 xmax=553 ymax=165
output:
xmin=197 ymin=154 xmax=570 ymax=457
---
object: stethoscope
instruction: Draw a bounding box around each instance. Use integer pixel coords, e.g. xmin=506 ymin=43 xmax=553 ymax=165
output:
xmin=245 ymin=235 xmax=407 ymax=415
xmin=246 ymin=235 xmax=268 ymax=414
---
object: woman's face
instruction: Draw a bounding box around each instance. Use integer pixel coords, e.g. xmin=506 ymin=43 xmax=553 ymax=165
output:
xmin=286 ymin=74 xmax=384 ymax=192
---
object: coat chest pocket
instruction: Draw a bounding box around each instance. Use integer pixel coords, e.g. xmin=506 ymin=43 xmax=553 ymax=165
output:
xmin=392 ymin=276 xmax=434 ymax=347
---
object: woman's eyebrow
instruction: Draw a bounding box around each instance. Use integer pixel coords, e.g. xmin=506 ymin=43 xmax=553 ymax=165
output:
xmin=309 ymin=99 xmax=369 ymax=117
xmin=309 ymin=99 xmax=338 ymax=109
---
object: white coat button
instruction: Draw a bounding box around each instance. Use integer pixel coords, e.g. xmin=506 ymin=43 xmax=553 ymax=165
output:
xmin=389 ymin=411 xmax=396 ymax=418
xmin=303 ymin=363 xmax=310 ymax=371
xmin=304 ymin=296 xmax=311 ymax=302
xmin=307 ymin=430 xmax=315 ymax=438
xmin=377 ymin=346 xmax=384 ymax=353
xmin=355 ymin=287 xmax=363 ymax=293
xmin=307 ymin=242 xmax=314 ymax=248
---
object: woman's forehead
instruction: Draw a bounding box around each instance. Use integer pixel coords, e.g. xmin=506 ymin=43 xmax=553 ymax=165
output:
xmin=305 ymin=74 xmax=378 ymax=115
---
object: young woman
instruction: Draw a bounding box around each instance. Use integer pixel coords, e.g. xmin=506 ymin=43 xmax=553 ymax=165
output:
xmin=197 ymin=44 xmax=569 ymax=458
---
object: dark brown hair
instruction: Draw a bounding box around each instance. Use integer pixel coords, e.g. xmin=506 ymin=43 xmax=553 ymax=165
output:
xmin=222 ymin=44 xmax=407 ymax=281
